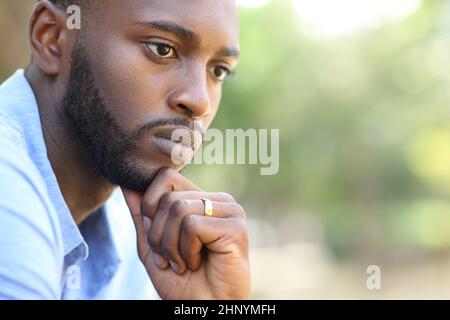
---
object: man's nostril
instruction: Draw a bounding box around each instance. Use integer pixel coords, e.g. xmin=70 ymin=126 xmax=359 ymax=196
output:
xmin=177 ymin=103 xmax=193 ymax=116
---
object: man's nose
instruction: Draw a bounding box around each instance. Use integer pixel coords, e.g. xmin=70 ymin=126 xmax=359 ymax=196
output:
xmin=168 ymin=72 xmax=211 ymax=119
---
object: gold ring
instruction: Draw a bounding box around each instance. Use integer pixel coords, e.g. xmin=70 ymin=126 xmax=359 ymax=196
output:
xmin=201 ymin=198 xmax=213 ymax=217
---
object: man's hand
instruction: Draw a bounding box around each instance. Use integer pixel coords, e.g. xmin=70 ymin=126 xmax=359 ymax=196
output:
xmin=121 ymin=168 xmax=251 ymax=300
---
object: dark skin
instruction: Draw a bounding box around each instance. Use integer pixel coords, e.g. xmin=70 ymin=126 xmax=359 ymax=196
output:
xmin=26 ymin=0 xmax=250 ymax=299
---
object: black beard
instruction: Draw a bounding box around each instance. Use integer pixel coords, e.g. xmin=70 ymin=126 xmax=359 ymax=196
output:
xmin=62 ymin=39 xmax=155 ymax=193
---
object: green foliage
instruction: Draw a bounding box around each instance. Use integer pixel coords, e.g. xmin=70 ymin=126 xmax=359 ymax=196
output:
xmin=2 ymin=0 xmax=450 ymax=255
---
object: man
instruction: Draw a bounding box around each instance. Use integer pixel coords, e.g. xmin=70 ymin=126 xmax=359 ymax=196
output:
xmin=0 ymin=0 xmax=250 ymax=299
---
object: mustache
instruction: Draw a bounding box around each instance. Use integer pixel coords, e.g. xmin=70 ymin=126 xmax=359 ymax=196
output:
xmin=130 ymin=117 xmax=205 ymax=140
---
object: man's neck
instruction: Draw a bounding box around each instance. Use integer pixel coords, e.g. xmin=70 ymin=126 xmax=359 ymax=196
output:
xmin=25 ymin=66 xmax=115 ymax=225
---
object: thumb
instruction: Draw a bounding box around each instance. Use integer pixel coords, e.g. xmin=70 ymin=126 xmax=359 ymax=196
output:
xmin=121 ymin=188 xmax=144 ymax=217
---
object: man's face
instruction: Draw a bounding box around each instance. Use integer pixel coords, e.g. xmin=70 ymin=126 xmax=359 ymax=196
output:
xmin=62 ymin=0 xmax=240 ymax=192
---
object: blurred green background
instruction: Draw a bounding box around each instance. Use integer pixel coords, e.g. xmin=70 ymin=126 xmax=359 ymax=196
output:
xmin=3 ymin=0 xmax=450 ymax=298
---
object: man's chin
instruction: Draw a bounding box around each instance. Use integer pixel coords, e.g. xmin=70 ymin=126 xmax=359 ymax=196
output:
xmin=118 ymin=166 xmax=185 ymax=193
xmin=101 ymin=155 xmax=188 ymax=193
xmin=103 ymin=165 xmax=156 ymax=193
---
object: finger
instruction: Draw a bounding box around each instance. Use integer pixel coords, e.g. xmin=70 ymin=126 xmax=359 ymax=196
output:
xmin=180 ymin=215 xmax=249 ymax=271
xmin=122 ymin=188 xmax=170 ymax=270
xmin=140 ymin=168 xmax=201 ymax=220
xmin=159 ymin=200 xmax=246 ymax=274
xmin=146 ymin=218 xmax=170 ymax=270
xmin=121 ymin=188 xmax=144 ymax=218
xmin=148 ymin=191 xmax=239 ymax=257
xmin=149 ymin=191 xmax=237 ymax=256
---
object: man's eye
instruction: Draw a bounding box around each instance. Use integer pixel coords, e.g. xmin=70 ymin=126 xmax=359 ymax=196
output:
xmin=145 ymin=43 xmax=177 ymax=58
xmin=212 ymin=66 xmax=231 ymax=82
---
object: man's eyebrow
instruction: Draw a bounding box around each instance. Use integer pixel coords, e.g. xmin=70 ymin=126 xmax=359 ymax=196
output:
xmin=134 ymin=20 xmax=198 ymax=42
xmin=216 ymin=47 xmax=241 ymax=59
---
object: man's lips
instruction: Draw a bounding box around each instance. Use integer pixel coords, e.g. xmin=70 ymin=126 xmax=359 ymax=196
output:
xmin=153 ymin=126 xmax=187 ymax=142
xmin=153 ymin=126 xmax=200 ymax=145
xmin=152 ymin=126 xmax=203 ymax=158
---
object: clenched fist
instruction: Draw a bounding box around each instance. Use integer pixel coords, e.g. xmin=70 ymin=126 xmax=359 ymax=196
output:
xmin=122 ymin=168 xmax=251 ymax=300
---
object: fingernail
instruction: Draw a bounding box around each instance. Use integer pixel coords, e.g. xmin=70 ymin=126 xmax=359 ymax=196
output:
xmin=153 ymin=253 xmax=164 ymax=268
xmin=169 ymin=260 xmax=180 ymax=273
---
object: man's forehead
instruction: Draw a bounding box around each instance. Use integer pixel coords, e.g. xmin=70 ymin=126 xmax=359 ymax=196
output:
xmin=97 ymin=0 xmax=240 ymax=46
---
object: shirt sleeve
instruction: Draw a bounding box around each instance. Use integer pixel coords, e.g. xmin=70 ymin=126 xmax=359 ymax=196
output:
xmin=0 ymin=127 xmax=63 ymax=299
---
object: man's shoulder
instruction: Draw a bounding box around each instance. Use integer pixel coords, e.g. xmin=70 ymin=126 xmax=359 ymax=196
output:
xmin=0 ymin=108 xmax=62 ymax=254
xmin=0 ymin=110 xmax=26 ymax=151
xmin=0 ymin=72 xmax=65 ymax=298
xmin=0 ymin=111 xmax=45 ymax=192
xmin=0 ymin=111 xmax=64 ymax=299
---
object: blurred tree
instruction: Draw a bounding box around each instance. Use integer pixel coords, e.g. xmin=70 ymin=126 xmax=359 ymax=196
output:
xmin=2 ymin=0 xmax=450 ymax=259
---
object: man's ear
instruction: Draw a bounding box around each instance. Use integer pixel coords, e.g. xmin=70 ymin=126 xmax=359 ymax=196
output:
xmin=29 ymin=1 xmax=71 ymax=76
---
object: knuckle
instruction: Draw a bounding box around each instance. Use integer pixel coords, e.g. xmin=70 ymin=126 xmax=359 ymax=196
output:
xmin=230 ymin=202 xmax=246 ymax=219
xmin=181 ymin=214 xmax=197 ymax=236
xmin=218 ymin=192 xmax=236 ymax=203
xmin=148 ymin=233 xmax=161 ymax=253
xmin=233 ymin=220 xmax=249 ymax=242
xmin=170 ymin=199 xmax=188 ymax=218
xmin=161 ymin=241 xmax=176 ymax=261
xmin=159 ymin=192 xmax=175 ymax=209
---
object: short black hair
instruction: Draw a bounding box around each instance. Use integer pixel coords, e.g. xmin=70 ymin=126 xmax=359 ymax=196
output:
xmin=47 ymin=0 xmax=81 ymax=8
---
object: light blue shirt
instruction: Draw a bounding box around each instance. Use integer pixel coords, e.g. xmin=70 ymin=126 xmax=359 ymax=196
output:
xmin=0 ymin=70 xmax=158 ymax=300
